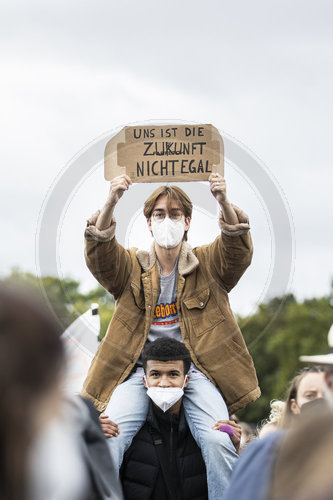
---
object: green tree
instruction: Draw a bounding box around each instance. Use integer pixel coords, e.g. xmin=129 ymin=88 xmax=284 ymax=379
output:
xmin=3 ymin=268 xmax=114 ymax=339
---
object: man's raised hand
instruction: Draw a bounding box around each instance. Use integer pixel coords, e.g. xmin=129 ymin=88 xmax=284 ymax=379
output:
xmin=108 ymin=174 xmax=132 ymax=206
xmin=96 ymin=174 xmax=132 ymax=230
xmin=209 ymin=173 xmax=227 ymax=205
xmin=209 ymin=173 xmax=239 ymax=225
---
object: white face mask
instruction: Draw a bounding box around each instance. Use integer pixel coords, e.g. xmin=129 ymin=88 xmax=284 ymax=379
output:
xmin=151 ymin=217 xmax=185 ymax=249
xmin=144 ymin=376 xmax=188 ymax=412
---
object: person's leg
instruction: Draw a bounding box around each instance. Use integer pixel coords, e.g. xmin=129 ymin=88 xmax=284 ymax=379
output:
xmin=105 ymin=369 xmax=149 ymax=468
xmin=183 ymin=373 xmax=238 ymax=499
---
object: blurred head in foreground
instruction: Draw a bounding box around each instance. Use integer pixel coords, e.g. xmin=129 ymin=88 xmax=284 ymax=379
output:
xmin=0 ymin=282 xmax=64 ymax=500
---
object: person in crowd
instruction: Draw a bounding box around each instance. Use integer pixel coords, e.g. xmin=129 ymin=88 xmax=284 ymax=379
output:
xmin=123 ymin=337 xmax=206 ymax=500
xmin=257 ymin=400 xmax=285 ymax=438
xmin=222 ymin=344 xmax=333 ymax=500
xmin=0 ymin=282 xmax=122 ymax=500
xmin=258 ymin=366 xmax=325 ymax=437
xmin=82 ymin=173 xmax=259 ymax=498
xmin=258 ymin=367 xmax=325 ymax=439
xmin=279 ymin=365 xmax=325 ymax=427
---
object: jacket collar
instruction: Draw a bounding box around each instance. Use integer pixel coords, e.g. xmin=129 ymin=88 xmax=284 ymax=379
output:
xmin=136 ymin=241 xmax=199 ymax=276
xmin=147 ymin=400 xmax=186 ymax=434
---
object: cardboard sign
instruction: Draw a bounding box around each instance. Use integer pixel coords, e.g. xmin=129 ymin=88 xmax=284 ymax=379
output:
xmin=104 ymin=124 xmax=224 ymax=182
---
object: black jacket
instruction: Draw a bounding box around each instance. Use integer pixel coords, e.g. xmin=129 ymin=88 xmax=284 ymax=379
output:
xmin=120 ymin=401 xmax=208 ymax=500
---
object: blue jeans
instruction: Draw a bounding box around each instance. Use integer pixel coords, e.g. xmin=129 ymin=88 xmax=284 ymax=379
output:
xmin=105 ymin=368 xmax=238 ymax=499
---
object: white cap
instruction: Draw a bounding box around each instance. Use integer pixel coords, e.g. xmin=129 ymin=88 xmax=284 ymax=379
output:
xmin=299 ymin=353 xmax=333 ymax=366
xmin=299 ymin=323 xmax=333 ymax=366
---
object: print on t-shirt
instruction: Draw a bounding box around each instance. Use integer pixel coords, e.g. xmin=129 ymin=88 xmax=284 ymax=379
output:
xmin=148 ymin=263 xmax=182 ymax=343
xmin=152 ymin=300 xmax=179 ymax=326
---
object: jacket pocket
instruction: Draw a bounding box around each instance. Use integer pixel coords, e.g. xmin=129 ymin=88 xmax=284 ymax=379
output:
xmin=110 ymin=305 xmax=145 ymax=345
xmin=107 ymin=284 xmax=145 ymax=346
xmin=182 ymin=288 xmax=224 ymax=337
xmin=130 ymin=282 xmax=145 ymax=310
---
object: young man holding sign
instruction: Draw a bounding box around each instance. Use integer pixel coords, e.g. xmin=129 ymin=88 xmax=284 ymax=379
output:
xmin=83 ymin=172 xmax=259 ymax=498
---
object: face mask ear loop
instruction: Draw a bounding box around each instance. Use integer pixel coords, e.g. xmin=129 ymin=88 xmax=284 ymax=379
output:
xmin=143 ymin=375 xmax=149 ymax=388
xmin=182 ymin=374 xmax=189 ymax=390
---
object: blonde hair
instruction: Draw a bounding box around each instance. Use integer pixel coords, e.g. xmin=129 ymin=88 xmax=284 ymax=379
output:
xmin=258 ymin=400 xmax=286 ymax=437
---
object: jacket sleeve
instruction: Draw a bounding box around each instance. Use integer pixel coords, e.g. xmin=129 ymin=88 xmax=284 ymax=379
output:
xmin=201 ymin=204 xmax=253 ymax=293
xmin=84 ymin=211 xmax=133 ymax=300
xmin=223 ymin=432 xmax=282 ymax=500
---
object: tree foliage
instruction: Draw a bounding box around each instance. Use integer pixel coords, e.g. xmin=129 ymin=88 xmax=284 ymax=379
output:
xmin=3 ymin=268 xmax=114 ymax=340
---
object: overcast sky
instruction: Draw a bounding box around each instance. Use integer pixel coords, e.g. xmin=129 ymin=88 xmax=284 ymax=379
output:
xmin=1 ymin=0 xmax=333 ymax=314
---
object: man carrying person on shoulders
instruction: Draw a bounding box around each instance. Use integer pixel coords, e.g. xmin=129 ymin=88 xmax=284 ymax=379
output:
xmin=101 ymin=338 xmax=241 ymax=500
xmin=82 ymin=172 xmax=259 ymax=498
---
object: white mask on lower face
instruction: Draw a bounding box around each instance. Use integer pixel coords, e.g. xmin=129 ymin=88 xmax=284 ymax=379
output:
xmin=144 ymin=377 xmax=188 ymax=412
xmin=151 ymin=217 xmax=185 ymax=249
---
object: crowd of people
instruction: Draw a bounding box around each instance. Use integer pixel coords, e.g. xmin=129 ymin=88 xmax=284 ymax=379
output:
xmin=2 ymin=174 xmax=332 ymax=500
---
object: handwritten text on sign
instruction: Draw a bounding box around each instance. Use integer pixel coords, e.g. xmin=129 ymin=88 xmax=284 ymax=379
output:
xmin=104 ymin=124 xmax=224 ymax=182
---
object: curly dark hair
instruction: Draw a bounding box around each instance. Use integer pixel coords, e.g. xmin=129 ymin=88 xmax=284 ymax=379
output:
xmin=142 ymin=338 xmax=191 ymax=375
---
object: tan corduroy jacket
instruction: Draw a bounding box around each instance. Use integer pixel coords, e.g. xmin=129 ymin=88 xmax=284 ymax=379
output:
xmin=82 ymin=206 xmax=260 ymax=414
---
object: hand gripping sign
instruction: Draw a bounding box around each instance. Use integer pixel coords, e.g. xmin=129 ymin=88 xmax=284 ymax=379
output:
xmin=104 ymin=124 xmax=224 ymax=182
